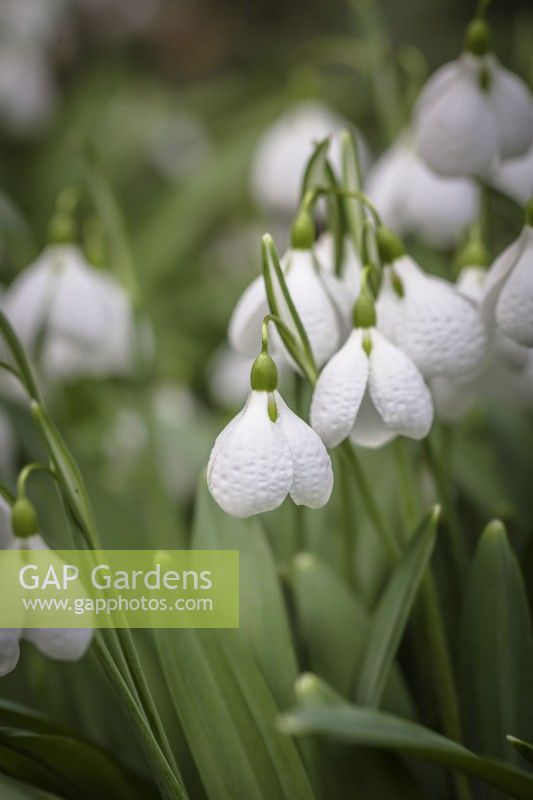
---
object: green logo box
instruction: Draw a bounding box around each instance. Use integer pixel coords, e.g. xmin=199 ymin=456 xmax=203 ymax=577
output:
xmin=0 ymin=549 xmax=239 ymax=629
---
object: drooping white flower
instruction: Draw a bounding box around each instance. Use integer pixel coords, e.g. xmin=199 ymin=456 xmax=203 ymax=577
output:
xmin=250 ymin=101 xmax=367 ymax=217
xmin=0 ymin=497 xmax=92 ymax=677
xmin=311 ymin=327 xmax=433 ymax=449
xmin=480 ymin=213 xmax=533 ymax=347
xmin=208 ymin=379 xmax=333 ymax=518
xmin=490 ymin=136 xmax=533 ymax=206
xmin=1 ymin=244 xmax=135 ymax=381
xmin=414 ymin=48 xmax=533 ymax=178
xmin=376 ymin=253 xmax=488 ymax=379
xmin=229 ymin=245 xmax=352 ymax=368
xmin=366 ymin=136 xmax=479 ymax=248
xmin=312 ymin=232 xmax=361 ymax=302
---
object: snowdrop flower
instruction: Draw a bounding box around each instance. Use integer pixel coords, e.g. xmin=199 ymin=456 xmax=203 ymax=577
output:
xmin=375 ymin=228 xmax=488 ymax=379
xmin=208 ymin=348 xmax=333 ymax=517
xmin=229 ymin=215 xmax=353 ymax=368
xmin=490 ymin=134 xmax=533 ymax=206
xmin=0 ymin=46 xmax=56 ymax=135
xmin=312 ymin=232 xmax=361 ymax=303
xmin=414 ymin=20 xmax=533 ymax=178
xmin=0 ymin=496 xmax=92 ymax=677
xmin=480 ymin=201 xmax=533 ymax=347
xmin=1 ymin=243 xmax=135 ymax=382
xmin=250 ymin=101 xmax=367 ymax=217
xmin=367 ymin=136 xmax=479 ymax=248
xmin=311 ymin=293 xmax=433 ymax=449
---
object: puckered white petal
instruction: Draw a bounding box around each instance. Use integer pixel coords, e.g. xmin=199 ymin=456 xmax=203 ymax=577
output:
xmin=367 ymin=137 xmax=479 ymax=248
xmin=277 ymin=249 xmax=349 ymax=367
xmin=310 ymin=329 xmax=368 ymax=448
xmin=275 ymin=392 xmax=333 ymax=508
xmin=377 ymin=257 xmax=488 ymax=378
xmin=350 ymin=390 xmax=397 ymax=449
xmin=489 ymin=57 xmax=533 ymax=159
xmin=207 ymin=391 xmax=293 ymax=517
xmin=490 ymin=140 xmax=533 ymax=205
xmin=494 ymin=228 xmax=533 ymax=347
xmin=368 ymin=329 xmax=433 ymax=441
xmin=23 ymin=627 xmax=93 ymax=661
xmin=415 ymin=55 xmax=499 ymax=177
xmin=228 ymin=274 xmax=269 ymax=357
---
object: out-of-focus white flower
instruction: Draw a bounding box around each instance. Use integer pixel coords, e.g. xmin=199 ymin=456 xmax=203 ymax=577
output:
xmin=311 ymin=327 xmax=433 ymax=449
xmin=367 ymin=136 xmax=479 ymax=248
xmin=0 ymin=0 xmax=66 ymax=48
xmin=312 ymin=232 xmax=361 ymax=302
xmin=0 ymin=47 xmax=56 ymax=135
xmin=481 ymin=214 xmax=533 ymax=347
xmin=229 ymin=246 xmax=352 ymax=368
xmin=208 ymin=383 xmax=333 ymax=518
xmin=376 ymin=255 xmax=488 ymax=379
xmin=250 ymin=101 xmax=367 ymax=217
xmin=490 ymin=137 xmax=533 ymax=206
xmin=415 ymin=51 xmax=532 ymax=178
xmin=2 ymin=244 xmax=135 ymax=381
xmin=149 ymin=112 xmax=211 ymax=180
xmin=0 ymin=498 xmax=92 ymax=677
xmin=0 ymin=409 xmax=16 ymax=479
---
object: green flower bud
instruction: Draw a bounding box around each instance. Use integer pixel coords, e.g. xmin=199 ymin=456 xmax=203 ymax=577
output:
xmin=290 ymin=210 xmax=315 ymax=250
xmin=465 ymin=18 xmax=490 ymax=57
xmin=352 ymin=292 xmax=376 ymax=329
xmin=11 ymin=498 xmax=38 ymax=539
xmin=526 ymin=197 xmax=533 ymax=228
xmin=250 ymin=352 xmax=278 ymax=392
xmin=376 ymin=226 xmax=406 ymax=265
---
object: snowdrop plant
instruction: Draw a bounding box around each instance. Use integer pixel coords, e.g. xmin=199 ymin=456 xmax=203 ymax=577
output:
xmin=0 ymin=493 xmax=92 ymax=677
xmin=311 ymin=276 xmax=433 ymax=449
xmin=208 ymin=317 xmax=333 ymax=517
xmin=414 ymin=16 xmax=533 ymax=177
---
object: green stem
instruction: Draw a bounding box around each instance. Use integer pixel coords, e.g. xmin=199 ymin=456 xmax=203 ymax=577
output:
xmin=339 ymin=440 xmax=401 ymax=562
xmin=337 ymin=454 xmax=357 ymax=588
xmin=94 ymin=637 xmax=188 ymax=800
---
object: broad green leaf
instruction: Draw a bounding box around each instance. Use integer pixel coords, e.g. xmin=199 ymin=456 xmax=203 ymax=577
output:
xmin=155 ymin=628 xmax=316 ymax=800
xmin=0 ymin=773 xmax=60 ymax=799
xmin=0 ymin=727 xmax=154 ymax=800
xmin=356 ymin=507 xmax=439 ymax=707
xmin=292 ymin=553 xmax=367 ymax=696
xmin=280 ymin=705 xmax=533 ymax=800
xmin=459 ymin=521 xmax=533 ymax=768
xmin=192 ymin=479 xmax=298 ymax=708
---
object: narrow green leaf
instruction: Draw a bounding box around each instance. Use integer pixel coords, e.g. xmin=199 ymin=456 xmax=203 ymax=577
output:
xmin=340 ymin=129 xmax=364 ymax=252
xmin=280 ymin=705 xmax=533 ymax=800
xmin=459 ymin=520 xmax=533 ymax=766
xmin=155 ymin=628 xmax=316 ymax=800
xmin=192 ymin=478 xmax=298 ymax=708
xmin=507 ymin=736 xmax=533 ymax=767
xmin=299 ymin=137 xmax=330 ymax=199
xmin=356 ymin=507 xmax=439 ymax=707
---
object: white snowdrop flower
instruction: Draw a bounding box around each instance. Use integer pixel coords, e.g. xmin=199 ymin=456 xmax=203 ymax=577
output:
xmin=311 ymin=319 xmax=433 ymax=450
xmin=208 ymin=352 xmax=333 ymax=517
xmin=1 ymin=244 xmax=135 ymax=382
xmin=366 ymin=136 xmax=479 ymax=248
xmin=0 ymin=497 xmax=92 ymax=677
xmin=312 ymin=232 xmax=361 ymax=302
xmin=229 ymin=225 xmax=353 ymax=368
xmin=414 ymin=20 xmax=533 ymax=178
xmin=0 ymin=46 xmax=56 ymax=135
xmin=490 ymin=136 xmax=533 ymax=206
xmin=481 ymin=205 xmax=533 ymax=347
xmin=375 ymin=229 xmax=488 ymax=379
xmin=250 ymin=100 xmax=367 ymax=217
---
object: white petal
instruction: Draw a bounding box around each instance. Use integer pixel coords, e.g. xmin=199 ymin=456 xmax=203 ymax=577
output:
xmin=277 ymin=249 xmax=346 ymax=367
xmin=0 ymin=629 xmax=21 ymax=676
xmin=430 ymin=376 xmax=479 ymax=422
xmin=275 ymin=392 xmax=333 ymax=508
xmin=490 ymin=58 xmax=533 ymax=159
xmin=23 ymin=627 xmax=93 ymax=662
xmin=490 ymin=140 xmax=533 ymax=205
xmin=415 ymin=55 xmax=499 ymax=177
xmin=228 ymin=274 xmax=269 ymax=357
xmin=310 ymin=329 xmax=368 ymax=448
xmin=207 ymin=391 xmax=293 ymax=517
xmin=0 ymin=495 xmax=17 ymax=551
xmin=378 ymin=257 xmax=488 ymax=378
xmin=1 ymin=246 xmax=58 ymax=346
xmin=313 ymin=233 xmax=361 ymax=301
xmin=481 ymin=230 xmax=528 ymax=321
xmin=456 ymin=266 xmax=486 ymax=303
xmin=368 ymin=329 xmax=433 ymax=440
xmin=495 ymin=229 xmax=533 ymax=346
xmin=367 ymin=140 xmax=412 ymax=235
xmin=350 ymin=390 xmax=397 ymax=449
